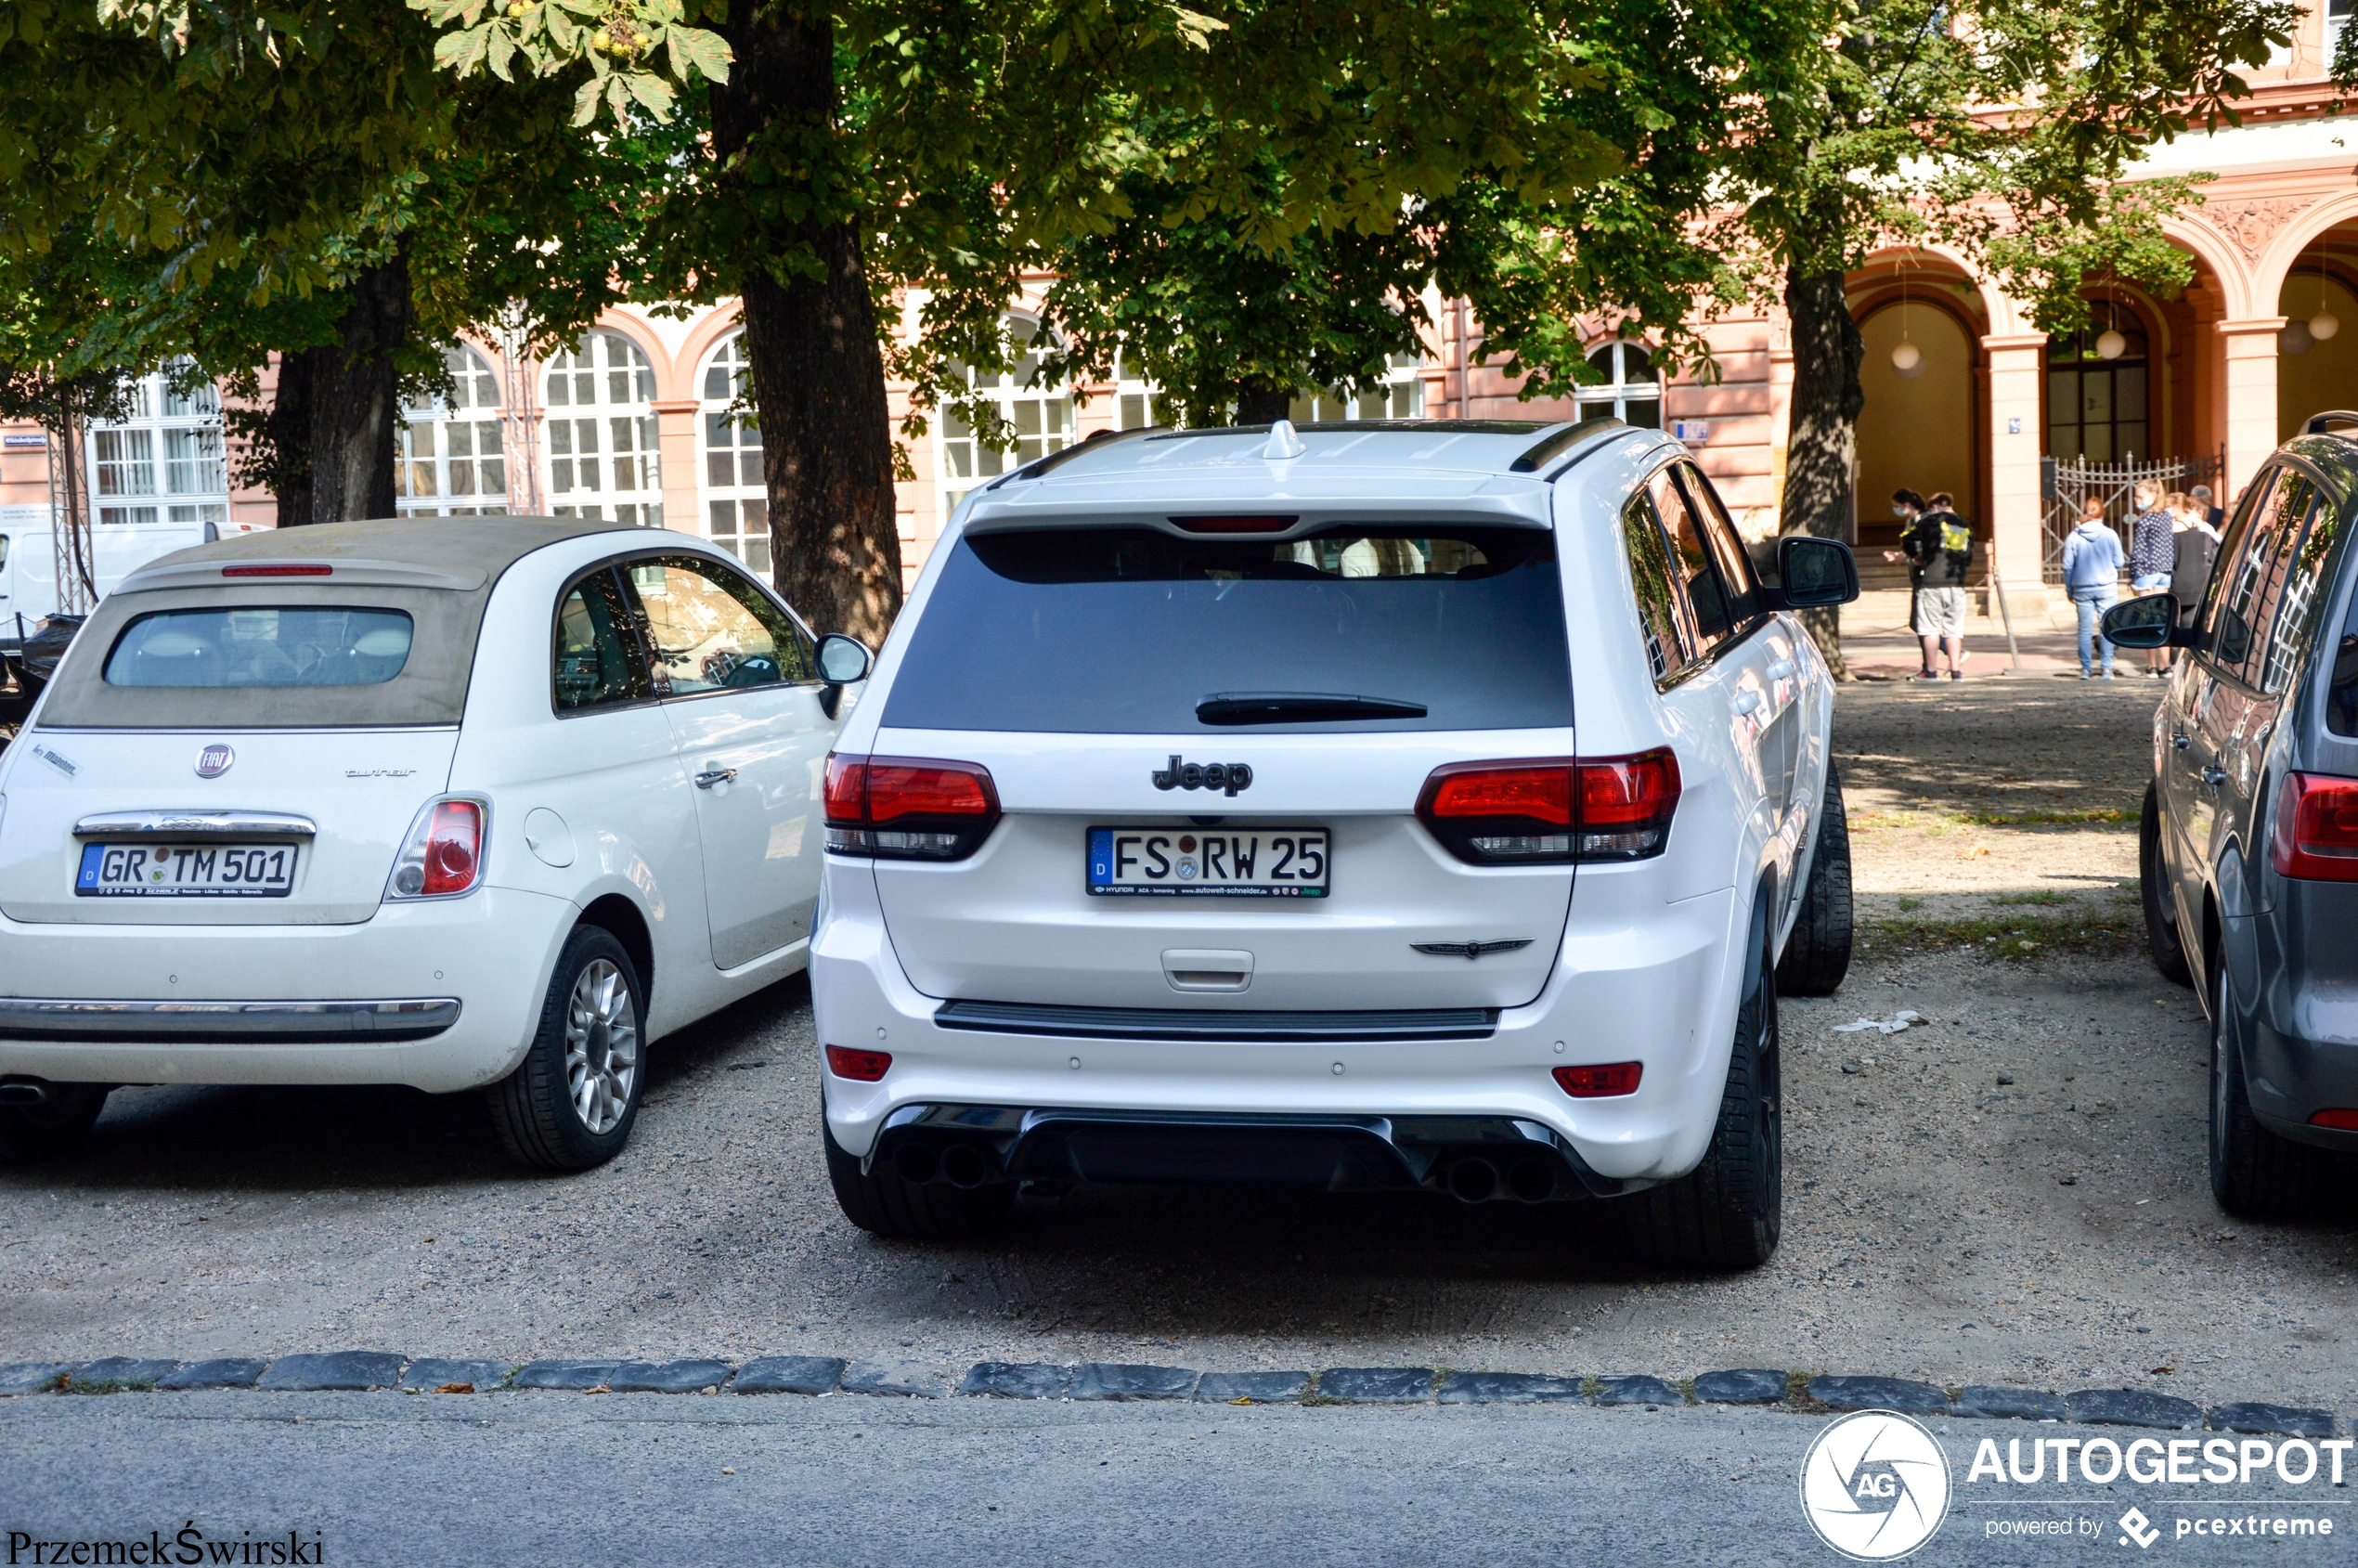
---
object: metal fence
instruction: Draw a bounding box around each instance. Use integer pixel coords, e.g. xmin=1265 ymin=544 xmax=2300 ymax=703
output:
xmin=2040 ymin=450 xmax=2223 ymax=584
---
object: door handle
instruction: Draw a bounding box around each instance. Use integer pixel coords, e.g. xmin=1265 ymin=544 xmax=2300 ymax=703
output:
xmin=2171 ymin=733 xmax=2192 ymax=750
xmin=1767 ymin=659 xmax=1796 ymax=681
xmin=1730 ymin=690 xmax=1762 ymax=717
xmin=2201 ymin=765 xmax=2228 ymax=790
xmin=693 ymin=768 xmax=738 ymax=789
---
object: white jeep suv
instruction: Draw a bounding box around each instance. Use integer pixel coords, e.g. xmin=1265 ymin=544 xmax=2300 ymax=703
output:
xmin=812 ymin=419 xmax=1858 ymax=1267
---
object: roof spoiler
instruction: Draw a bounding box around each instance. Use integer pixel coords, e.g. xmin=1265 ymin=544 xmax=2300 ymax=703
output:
xmin=2303 ymin=410 xmax=2358 ymax=435
xmin=1507 ymin=418 xmax=1626 ymax=474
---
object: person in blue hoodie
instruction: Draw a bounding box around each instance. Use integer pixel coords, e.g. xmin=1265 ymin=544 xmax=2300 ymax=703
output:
xmin=2061 ymin=495 xmax=2127 ymax=679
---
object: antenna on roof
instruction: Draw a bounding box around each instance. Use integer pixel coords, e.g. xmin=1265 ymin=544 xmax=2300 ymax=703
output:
xmin=1262 ymin=419 xmax=1305 ymax=460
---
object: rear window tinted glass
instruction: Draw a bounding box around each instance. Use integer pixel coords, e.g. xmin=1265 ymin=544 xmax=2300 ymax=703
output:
xmin=884 ymin=525 xmax=1573 ymax=733
xmin=104 ymin=607 xmax=414 ymax=688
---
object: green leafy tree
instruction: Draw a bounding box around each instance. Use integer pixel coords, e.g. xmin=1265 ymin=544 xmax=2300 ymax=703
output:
xmin=0 ymin=0 xmax=691 ymax=523
xmin=1719 ymin=0 xmax=2297 ymax=668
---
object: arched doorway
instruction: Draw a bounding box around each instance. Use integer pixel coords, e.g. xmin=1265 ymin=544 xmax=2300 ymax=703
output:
xmin=2277 ymin=235 xmax=2358 ymax=439
xmin=1856 ymin=300 xmax=1977 ymax=548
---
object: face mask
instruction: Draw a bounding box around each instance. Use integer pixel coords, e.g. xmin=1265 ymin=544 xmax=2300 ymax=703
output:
xmin=1891 ymin=504 xmax=1911 ymax=518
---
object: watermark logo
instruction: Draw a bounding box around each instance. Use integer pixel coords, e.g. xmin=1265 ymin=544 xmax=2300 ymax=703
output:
xmin=1800 ymin=1410 xmax=1953 ymax=1562
xmin=2119 ymin=1507 xmax=2161 ymax=1549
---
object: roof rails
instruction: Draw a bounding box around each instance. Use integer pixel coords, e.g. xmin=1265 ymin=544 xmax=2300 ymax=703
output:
xmin=991 ymin=424 xmax=1158 ymax=488
xmin=1507 ymin=418 xmax=1626 ymax=473
xmin=2305 ymin=410 xmax=2358 ymax=436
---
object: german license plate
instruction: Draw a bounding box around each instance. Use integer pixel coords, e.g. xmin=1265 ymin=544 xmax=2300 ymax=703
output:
xmin=1087 ymin=827 xmax=1328 ymax=898
xmin=75 ymin=842 xmax=298 ymax=898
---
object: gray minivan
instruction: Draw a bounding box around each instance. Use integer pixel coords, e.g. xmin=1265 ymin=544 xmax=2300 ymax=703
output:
xmin=2106 ymin=422 xmax=2358 ymax=1215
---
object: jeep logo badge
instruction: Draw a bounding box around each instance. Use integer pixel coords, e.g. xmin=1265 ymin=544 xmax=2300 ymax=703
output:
xmin=1151 ymin=756 xmax=1253 ymax=797
xmin=194 ymin=744 xmax=235 ymax=779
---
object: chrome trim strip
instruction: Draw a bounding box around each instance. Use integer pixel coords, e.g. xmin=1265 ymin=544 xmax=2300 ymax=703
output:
xmin=73 ymin=811 xmax=318 ymax=840
xmin=0 ymin=997 xmax=460 ymax=1043
xmin=933 ymin=999 xmax=1497 ymax=1043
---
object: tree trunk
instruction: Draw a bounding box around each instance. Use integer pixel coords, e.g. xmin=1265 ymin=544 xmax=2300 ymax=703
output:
xmin=1779 ymin=264 xmax=1865 ymax=677
xmin=266 ymin=347 xmax=319 ymax=526
xmin=710 ymin=1 xmax=901 ymax=644
xmin=1235 ymin=384 xmax=1293 ymax=425
xmin=306 ymin=253 xmax=409 ymax=525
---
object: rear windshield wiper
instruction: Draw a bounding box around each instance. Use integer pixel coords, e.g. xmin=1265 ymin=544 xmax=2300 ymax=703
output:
xmin=1196 ymin=691 xmax=1429 ymax=725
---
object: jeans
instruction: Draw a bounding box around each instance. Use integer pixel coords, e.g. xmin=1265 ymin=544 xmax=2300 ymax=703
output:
xmin=2072 ymin=586 xmax=2121 ymax=672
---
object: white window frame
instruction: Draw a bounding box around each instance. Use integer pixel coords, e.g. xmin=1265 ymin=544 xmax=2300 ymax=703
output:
xmin=938 ymin=317 xmax=1075 ymax=516
xmin=1286 ymin=355 xmax=1427 ymax=423
xmin=698 ymin=331 xmax=768 ymax=573
xmin=395 ymin=344 xmax=511 ymax=517
xmin=544 ymin=330 xmax=664 ymax=527
xmin=1575 ymin=341 xmax=1663 ymax=429
xmin=89 ymin=359 xmax=228 ymax=526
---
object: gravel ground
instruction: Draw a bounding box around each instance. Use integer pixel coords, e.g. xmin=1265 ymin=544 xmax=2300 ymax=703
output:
xmin=6 ymin=676 xmax=2352 ymax=1409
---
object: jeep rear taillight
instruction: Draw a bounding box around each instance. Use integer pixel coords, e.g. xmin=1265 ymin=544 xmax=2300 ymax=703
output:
xmin=1416 ymin=750 xmax=1679 ymax=864
xmin=823 ymin=754 xmax=1001 ymax=861
xmin=2271 ymin=772 xmax=2358 ymax=882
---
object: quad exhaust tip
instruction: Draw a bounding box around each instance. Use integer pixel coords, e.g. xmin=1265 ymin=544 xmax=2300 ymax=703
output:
xmin=888 ymin=1139 xmax=995 ymax=1190
xmin=0 ymin=1078 xmax=53 ymax=1108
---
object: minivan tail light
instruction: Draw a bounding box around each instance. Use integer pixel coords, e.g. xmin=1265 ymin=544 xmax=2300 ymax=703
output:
xmin=2272 ymin=772 xmax=2358 ymax=882
xmin=386 ymin=798 xmax=485 ymax=900
xmin=1416 ymin=750 xmax=1679 ymax=864
xmin=824 ymin=753 xmax=1000 ymax=861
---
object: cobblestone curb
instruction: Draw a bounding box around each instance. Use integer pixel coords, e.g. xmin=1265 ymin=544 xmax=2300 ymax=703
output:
xmin=0 ymin=1356 xmax=2341 ymax=1434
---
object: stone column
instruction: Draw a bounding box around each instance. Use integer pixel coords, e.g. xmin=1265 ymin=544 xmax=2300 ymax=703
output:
xmin=1981 ymin=331 xmax=2049 ymax=607
xmin=651 ymin=397 xmax=702 ymax=537
xmin=2217 ymin=318 xmax=2287 ymax=506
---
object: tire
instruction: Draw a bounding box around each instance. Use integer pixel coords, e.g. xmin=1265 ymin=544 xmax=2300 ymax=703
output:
xmin=2141 ymin=783 xmax=2194 ymax=988
xmin=823 ymin=1114 xmax=1015 ymax=1241
xmin=486 ymin=925 xmax=647 ymax=1171
xmin=0 ymin=1084 xmax=108 ymax=1162
xmin=1774 ymin=762 xmax=1854 ymax=997
xmin=2209 ymin=959 xmax=2317 ymax=1217
xmin=1621 ymin=919 xmax=1782 ymax=1269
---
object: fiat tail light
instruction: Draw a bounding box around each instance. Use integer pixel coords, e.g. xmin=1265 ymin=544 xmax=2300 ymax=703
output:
xmin=2272 ymin=772 xmax=2358 ymax=882
xmin=386 ymin=798 xmax=486 ymax=900
xmin=824 ymin=754 xmax=1001 ymax=861
xmin=1416 ymin=750 xmax=1679 ymax=864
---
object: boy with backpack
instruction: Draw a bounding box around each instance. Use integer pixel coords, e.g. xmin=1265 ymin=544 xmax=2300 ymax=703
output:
xmin=1907 ymin=491 xmax=1976 ymax=680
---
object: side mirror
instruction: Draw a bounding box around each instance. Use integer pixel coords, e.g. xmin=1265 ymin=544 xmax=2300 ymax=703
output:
xmin=816 ymin=632 xmax=873 ymax=718
xmin=2101 ymin=593 xmax=2184 ymax=650
xmin=1773 ymin=536 xmax=1860 ymax=609
xmin=817 ymin=633 xmax=873 ymax=685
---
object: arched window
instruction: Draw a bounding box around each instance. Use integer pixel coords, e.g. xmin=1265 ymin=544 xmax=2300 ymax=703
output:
xmin=395 ymin=345 xmax=509 ymax=516
xmin=939 ymin=318 xmax=1074 ymax=515
xmin=1286 ymin=355 xmax=1426 ymax=423
xmin=1575 ymin=343 xmax=1661 ymax=429
xmin=699 ymin=332 xmax=767 ymax=572
xmin=2046 ymin=321 xmax=2149 ymax=463
xmin=544 ymin=330 xmax=663 ymax=526
xmin=88 ymin=359 xmax=227 ymax=526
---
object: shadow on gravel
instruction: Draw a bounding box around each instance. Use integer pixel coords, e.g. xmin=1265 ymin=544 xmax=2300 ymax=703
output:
xmin=0 ymin=973 xmax=810 ymax=1198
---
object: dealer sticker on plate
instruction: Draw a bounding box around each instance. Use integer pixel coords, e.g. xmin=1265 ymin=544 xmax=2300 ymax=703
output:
xmin=76 ymin=842 xmax=298 ymax=898
xmin=1087 ymin=827 xmax=1328 ymax=898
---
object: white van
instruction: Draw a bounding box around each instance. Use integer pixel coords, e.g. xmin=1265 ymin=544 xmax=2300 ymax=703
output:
xmin=0 ymin=506 xmax=270 ymax=678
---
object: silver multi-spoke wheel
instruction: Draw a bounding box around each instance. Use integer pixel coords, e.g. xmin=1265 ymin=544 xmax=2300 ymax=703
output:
xmin=563 ymin=958 xmax=639 ymax=1134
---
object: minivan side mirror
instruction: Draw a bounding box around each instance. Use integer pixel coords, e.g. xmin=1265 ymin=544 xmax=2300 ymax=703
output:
xmin=1769 ymin=536 xmax=1860 ymax=610
xmin=2101 ymin=593 xmax=2191 ymax=650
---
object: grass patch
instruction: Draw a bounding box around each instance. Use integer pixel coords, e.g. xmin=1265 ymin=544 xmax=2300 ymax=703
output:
xmin=1860 ymin=911 xmax=2143 ymax=961
xmin=1896 ymin=896 xmax=1923 ymax=912
xmin=1963 ymin=806 xmax=2132 ymax=827
xmin=1991 ymin=890 xmax=2074 ymax=906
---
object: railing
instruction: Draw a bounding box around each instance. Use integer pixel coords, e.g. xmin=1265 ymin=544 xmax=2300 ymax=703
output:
xmin=2040 ymin=450 xmax=2224 ymax=584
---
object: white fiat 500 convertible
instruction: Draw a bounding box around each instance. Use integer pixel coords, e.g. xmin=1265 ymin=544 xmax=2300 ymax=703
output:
xmin=0 ymin=516 xmax=872 ymax=1168
xmin=813 ymin=419 xmax=1859 ymax=1268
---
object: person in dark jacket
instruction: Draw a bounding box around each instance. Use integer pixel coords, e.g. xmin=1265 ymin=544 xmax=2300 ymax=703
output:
xmin=2167 ymin=489 xmax=2222 ymax=672
xmin=2190 ymin=484 xmax=2226 ymax=534
xmin=1881 ymin=488 xmax=1929 ymax=664
xmin=2128 ymin=481 xmax=2177 ymax=677
xmin=1905 ymin=492 xmax=1975 ymax=680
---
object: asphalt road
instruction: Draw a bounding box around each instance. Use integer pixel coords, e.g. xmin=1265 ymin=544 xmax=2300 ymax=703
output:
xmin=4 ymin=1393 xmax=2346 ymax=1567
